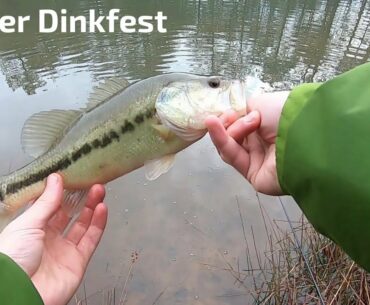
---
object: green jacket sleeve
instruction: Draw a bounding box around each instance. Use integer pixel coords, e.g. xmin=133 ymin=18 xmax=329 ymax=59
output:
xmin=276 ymin=62 xmax=370 ymax=271
xmin=0 ymin=253 xmax=43 ymax=305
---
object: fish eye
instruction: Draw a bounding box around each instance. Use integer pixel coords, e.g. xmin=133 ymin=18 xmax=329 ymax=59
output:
xmin=208 ymin=78 xmax=221 ymax=89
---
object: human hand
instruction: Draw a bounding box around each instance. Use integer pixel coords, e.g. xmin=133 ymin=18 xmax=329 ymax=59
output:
xmin=0 ymin=174 xmax=108 ymax=305
xmin=206 ymin=91 xmax=290 ymax=195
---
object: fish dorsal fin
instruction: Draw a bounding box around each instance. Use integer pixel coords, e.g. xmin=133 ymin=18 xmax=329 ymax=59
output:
xmin=144 ymin=154 xmax=176 ymax=181
xmin=21 ymin=109 xmax=82 ymax=158
xmin=86 ymin=78 xmax=130 ymax=110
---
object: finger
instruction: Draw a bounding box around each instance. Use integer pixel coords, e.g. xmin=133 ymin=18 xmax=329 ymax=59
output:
xmin=48 ymin=185 xmax=105 ymax=234
xmin=218 ymin=110 xmax=239 ymax=128
xmin=66 ymin=185 xmax=105 ymax=245
xmin=247 ymin=92 xmax=290 ymax=143
xmin=205 ymin=115 xmax=229 ymax=148
xmin=227 ymin=111 xmax=260 ymax=143
xmin=246 ymin=132 xmax=266 ymax=182
xmin=77 ymin=203 xmax=108 ymax=264
xmin=205 ymin=116 xmax=251 ymax=176
xmin=19 ymin=174 xmax=63 ymax=228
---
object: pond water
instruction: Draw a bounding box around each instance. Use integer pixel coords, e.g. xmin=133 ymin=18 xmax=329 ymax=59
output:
xmin=0 ymin=0 xmax=369 ymax=304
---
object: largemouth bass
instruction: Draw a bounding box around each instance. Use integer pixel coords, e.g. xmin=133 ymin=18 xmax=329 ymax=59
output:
xmin=0 ymin=73 xmax=264 ymax=227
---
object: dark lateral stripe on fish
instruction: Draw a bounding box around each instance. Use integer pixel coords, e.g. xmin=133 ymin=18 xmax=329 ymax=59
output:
xmin=4 ymin=108 xmax=157 ymax=197
xmin=121 ymin=120 xmax=134 ymax=133
xmin=72 ymin=108 xmax=156 ymax=163
xmin=72 ymin=143 xmax=92 ymax=162
xmin=135 ymin=114 xmax=144 ymax=124
xmin=145 ymin=108 xmax=156 ymax=119
xmin=72 ymin=130 xmax=121 ymax=162
xmin=6 ymin=128 xmax=122 ymax=195
xmin=6 ymin=158 xmax=72 ymax=196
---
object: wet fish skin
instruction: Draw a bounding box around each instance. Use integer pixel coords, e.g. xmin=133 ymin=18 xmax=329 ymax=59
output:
xmin=0 ymin=72 xmax=263 ymax=228
xmin=0 ymin=74 xmax=198 ymax=211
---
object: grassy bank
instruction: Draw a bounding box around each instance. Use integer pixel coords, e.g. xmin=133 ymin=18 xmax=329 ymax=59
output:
xmin=240 ymin=200 xmax=370 ymax=305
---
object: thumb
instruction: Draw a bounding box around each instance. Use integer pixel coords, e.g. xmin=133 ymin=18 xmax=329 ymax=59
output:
xmin=20 ymin=174 xmax=64 ymax=228
xmin=227 ymin=111 xmax=261 ymax=143
xmin=247 ymin=92 xmax=290 ymax=143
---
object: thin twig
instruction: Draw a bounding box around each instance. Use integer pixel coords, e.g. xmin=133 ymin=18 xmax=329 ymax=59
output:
xmin=278 ymin=197 xmax=326 ymax=305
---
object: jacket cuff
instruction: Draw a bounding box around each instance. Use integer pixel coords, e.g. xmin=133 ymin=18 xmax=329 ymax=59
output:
xmin=276 ymin=83 xmax=321 ymax=194
xmin=0 ymin=253 xmax=44 ymax=305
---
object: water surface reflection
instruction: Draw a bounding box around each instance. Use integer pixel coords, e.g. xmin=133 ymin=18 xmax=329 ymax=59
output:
xmin=0 ymin=0 xmax=368 ymax=303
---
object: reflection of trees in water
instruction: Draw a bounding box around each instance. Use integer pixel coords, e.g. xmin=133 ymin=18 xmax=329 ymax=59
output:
xmin=0 ymin=54 xmax=46 ymax=95
xmin=0 ymin=0 xmax=368 ymax=94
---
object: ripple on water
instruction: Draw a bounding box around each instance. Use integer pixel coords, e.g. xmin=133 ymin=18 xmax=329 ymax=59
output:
xmin=0 ymin=1 xmax=369 ymax=304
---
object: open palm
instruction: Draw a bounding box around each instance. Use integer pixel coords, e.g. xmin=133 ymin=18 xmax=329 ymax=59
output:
xmin=0 ymin=174 xmax=107 ymax=305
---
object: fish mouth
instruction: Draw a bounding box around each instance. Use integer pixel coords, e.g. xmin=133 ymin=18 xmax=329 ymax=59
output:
xmin=229 ymin=80 xmax=247 ymax=115
xmin=228 ymin=77 xmax=269 ymax=115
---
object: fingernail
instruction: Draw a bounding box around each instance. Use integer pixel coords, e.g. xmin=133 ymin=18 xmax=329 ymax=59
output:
xmin=244 ymin=111 xmax=258 ymax=123
xmin=48 ymin=174 xmax=59 ymax=184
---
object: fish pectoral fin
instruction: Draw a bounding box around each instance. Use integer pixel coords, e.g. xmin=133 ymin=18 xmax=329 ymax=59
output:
xmin=62 ymin=189 xmax=89 ymax=217
xmin=144 ymin=154 xmax=176 ymax=181
xmin=21 ymin=109 xmax=82 ymax=158
xmin=85 ymin=78 xmax=130 ymax=111
xmin=152 ymin=124 xmax=175 ymax=141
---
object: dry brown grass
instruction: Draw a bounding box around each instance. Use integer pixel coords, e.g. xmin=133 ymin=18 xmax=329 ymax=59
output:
xmin=235 ymin=196 xmax=370 ymax=305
